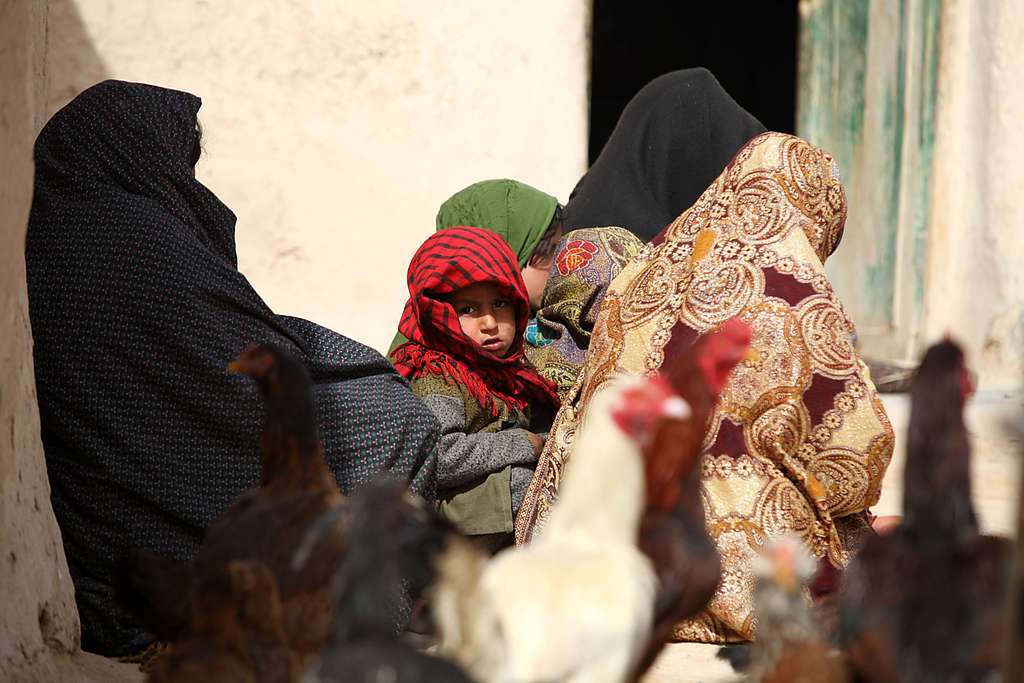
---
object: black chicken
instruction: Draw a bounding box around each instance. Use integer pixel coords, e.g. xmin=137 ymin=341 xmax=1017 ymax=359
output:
xmin=296 ymin=476 xmax=474 ymax=683
xmin=837 ymin=339 xmax=1012 ymax=682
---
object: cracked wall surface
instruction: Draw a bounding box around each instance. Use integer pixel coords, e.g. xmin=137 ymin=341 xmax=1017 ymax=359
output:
xmin=2 ymin=2 xmax=143 ymax=680
xmin=0 ymin=0 xmax=81 ymax=678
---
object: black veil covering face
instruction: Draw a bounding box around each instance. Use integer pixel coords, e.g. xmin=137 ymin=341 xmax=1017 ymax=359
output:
xmin=565 ymin=68 xmax=766 ymax=241
xmin=26 ymin=80 xmax=439 ymax=654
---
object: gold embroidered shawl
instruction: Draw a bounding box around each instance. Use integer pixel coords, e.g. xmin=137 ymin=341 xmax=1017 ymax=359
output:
xmin=514 ymin=132 xmax=894 ymax=643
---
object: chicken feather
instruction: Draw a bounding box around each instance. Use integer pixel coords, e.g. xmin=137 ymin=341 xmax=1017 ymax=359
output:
xmin=433 ymin=376 xmax=664 ymax=683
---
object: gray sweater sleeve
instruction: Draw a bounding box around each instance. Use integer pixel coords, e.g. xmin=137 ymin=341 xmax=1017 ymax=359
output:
xmin=420 ymin=393 xmax=538 ymax=489
xmin=510 ymin=465 xmax=535 ymax=516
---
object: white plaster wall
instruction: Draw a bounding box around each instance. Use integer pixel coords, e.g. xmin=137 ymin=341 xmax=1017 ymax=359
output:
xmin=926 ymin=0 xmax=1024 ymax=389
xmin=45 ymin=0 xmax=589 ymax=352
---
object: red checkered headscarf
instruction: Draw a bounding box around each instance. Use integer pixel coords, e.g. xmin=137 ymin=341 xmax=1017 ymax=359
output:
xmin=391 ymin=226 xmax=559 ymax=416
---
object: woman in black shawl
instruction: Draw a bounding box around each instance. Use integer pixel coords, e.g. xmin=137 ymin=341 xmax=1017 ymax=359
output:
xmin=565 ymin=67 xmax=766 ymax=241
xmin=25 ymin=80 xmax=439 ymax=655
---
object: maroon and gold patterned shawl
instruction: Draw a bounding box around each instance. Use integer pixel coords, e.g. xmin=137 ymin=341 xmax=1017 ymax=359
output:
xmin=515 ymin=132 xmax=894 ymax=643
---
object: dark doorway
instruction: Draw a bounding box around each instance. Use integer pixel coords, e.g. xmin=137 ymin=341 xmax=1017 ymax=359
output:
xmin=588 ymin=1 xmax=799 ymax=164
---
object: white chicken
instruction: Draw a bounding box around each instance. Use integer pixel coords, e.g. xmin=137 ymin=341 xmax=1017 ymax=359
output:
xmin=741 ymin=535 xmax=847 ymax=683
xmin=433 ymin=374 xmax=687 ymax=683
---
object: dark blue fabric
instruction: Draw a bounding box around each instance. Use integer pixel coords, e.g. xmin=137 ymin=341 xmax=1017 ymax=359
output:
xmin=25 ymin=80 xmax=439 ymax=655
xmin=566 ymin=68 xmax=767 ymax=241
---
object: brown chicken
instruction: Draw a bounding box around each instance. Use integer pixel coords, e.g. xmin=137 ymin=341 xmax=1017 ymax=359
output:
xmin=147 ymin=560 xmax=298 ymax=683
xmin=838 ymin=339 xmax=1012 ymax=682
xmin=119 ymin=342 xmax=345 ymax=661
xmin=631 ymin=318 xmax=752 ymax=678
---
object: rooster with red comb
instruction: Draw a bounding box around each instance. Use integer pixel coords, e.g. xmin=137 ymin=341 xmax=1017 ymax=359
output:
xmin=632 ymin=318 xmax=752 ymax=679
xmin=433 ymin=368 xmax=703 ymax=683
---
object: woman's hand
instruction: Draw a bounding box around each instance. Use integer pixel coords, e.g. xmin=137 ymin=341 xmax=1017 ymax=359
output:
xmin=871 ymin=515 xmax=902 ymax=536
xmin=526 ymin=431 xmax=546 ymax=457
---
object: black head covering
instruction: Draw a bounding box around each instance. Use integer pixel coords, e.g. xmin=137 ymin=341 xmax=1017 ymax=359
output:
xmin=565 ymin=68 xmax=767 ymax=241
xmin=26 ymin=80 xmax=439 ymax=654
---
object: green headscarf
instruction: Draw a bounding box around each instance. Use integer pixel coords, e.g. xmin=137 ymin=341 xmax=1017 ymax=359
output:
xmin=435 ymin=179 xmax=559 ymax=269
xmin=389 ymin=179 xmax=559 ymax=354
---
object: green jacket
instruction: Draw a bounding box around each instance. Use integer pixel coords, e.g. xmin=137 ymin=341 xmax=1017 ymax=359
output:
xmin=407 ymin=373 xmax=539 ymax=536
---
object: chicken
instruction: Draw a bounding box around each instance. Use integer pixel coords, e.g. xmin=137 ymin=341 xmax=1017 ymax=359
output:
xmin=632 ymin=319 xmax=751 ymax=678
xmin=1003 ymin=416 xmax=1024 ymax=682
xmin=433 ymin=374 xmax=686 ymax=683
xmin=119 ymin=342 xmax=345 ymax=660
xmin=806 ymin=556 xmax=844 ymax=647
xmin=837 ymin=339 xmax=1012 ymax=682
xmin=147 ymin=560 xmax=298 ymax=683
xmin=117 ymin=549 xmax=195 ymax=643
xmin=297 ymin=476 xmax=474 ymax=683
xmin=732 ymin=535 xmax=848 ymax=683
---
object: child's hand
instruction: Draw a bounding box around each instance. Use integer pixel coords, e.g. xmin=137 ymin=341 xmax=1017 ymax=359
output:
xmin=526 ymin=431 xmax=546 ymax=457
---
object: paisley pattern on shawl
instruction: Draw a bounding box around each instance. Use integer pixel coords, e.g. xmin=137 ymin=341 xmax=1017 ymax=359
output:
xmin=514 ymin=132 xmax=894 ymax=643
xmin=525 ymin=227 xmax=645 ymax=400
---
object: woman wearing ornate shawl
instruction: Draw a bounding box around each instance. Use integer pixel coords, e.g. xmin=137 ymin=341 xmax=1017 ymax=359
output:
xmin=516 ymin=133 xmax=895 ymax=643
xmin=25 ymin=80 xmax=439 ymax=655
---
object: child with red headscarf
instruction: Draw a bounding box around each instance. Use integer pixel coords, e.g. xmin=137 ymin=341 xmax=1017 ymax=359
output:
xmin=391 ymin=226 xmax=560 ymax=549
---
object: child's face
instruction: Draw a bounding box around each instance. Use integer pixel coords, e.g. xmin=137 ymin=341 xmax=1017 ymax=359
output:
xmin=450 ymin=282 xmax=517 ymax=357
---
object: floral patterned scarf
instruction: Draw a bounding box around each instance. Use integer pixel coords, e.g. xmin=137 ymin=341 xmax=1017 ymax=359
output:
xmin=525 ymin=227 xmax=644 ymax=399
xmin=515 ymin=133 xmax=894 ymax=643
xmin=391 ymin=226 xmax=559 ymax=417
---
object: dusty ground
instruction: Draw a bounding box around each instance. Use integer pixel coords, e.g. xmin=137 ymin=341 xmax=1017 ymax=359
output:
xmin=641 ymin=390 xmax=1024 ymax=683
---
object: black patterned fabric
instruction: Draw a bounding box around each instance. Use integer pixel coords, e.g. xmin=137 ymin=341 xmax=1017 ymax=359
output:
xmin=565 ymin=68 xmax=767 ymax=241
xmin=25 ymin=80 xmax=439 ymax=655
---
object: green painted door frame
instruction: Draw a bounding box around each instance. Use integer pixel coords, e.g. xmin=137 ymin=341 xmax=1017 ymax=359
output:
xmin=797 ymin=0 xmax=940 ymax=362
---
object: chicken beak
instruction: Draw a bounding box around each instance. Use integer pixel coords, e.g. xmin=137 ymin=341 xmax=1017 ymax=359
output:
xmin=227 ymin=359 xmax=246 ymax=375
xmin=774 ymin=565 xmax=798 ymax=592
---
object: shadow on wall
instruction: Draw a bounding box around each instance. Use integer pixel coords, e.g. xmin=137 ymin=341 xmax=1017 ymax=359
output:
xmin=46 ymin=0 xmax=109 ymax=116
